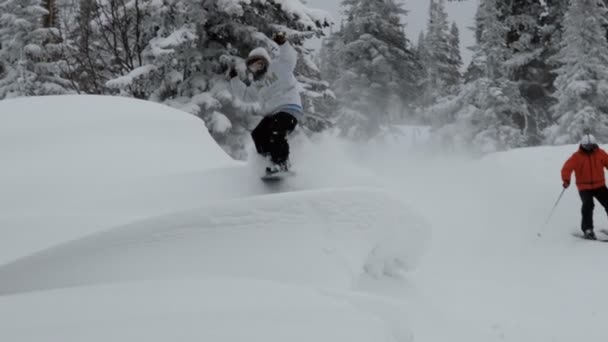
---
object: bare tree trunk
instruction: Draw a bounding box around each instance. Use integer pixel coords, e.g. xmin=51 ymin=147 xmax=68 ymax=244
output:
xmin=43 ymin=0 xmax=58 ymax=28
xmin=134 ymin=0 xmax=143 ymax=67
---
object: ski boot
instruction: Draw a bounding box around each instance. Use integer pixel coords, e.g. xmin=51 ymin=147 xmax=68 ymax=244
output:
xmin=583 ymin=229 xmax=597 ymax=240
xmin=265 ymin=160 xmax=291 ymax=175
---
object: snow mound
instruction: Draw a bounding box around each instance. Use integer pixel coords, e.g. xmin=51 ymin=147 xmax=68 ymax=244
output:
xmin=0 ymin=95 xmax=234 ymax=182
xmin=0 ymin=277 xmax=404 ymax=342
xmin=0 ymin=188 xmax=430 ymax=295
xmin=0 ymin=95 xmax=239 ymax=264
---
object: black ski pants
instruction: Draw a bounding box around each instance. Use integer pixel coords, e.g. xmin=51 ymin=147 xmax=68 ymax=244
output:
xmin=579 ymin=186 xmax=608 ymax=231
xmin=251 ymin=112 xmax=298 ymax=165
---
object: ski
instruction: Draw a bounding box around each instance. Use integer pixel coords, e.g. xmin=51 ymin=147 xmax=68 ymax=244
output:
xmin=572 ymin=231 xmax=608 ymax=242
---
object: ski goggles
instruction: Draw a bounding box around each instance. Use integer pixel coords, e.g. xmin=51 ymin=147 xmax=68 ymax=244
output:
xmin=581 ymin=143 xmax=598 ymax=152
xmin=247 ymin=59 xmax=267 ymax=73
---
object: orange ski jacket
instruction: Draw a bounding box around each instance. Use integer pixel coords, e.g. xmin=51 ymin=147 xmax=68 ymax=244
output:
xmin=562 ymin=147 xmax=608 ymax=191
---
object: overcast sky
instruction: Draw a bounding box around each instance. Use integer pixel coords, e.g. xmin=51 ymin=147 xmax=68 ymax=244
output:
xmin=305 ymin=0 xmax=480 ymax=66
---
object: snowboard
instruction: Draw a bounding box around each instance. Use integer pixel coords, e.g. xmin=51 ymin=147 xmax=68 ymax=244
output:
xmin=260 ymin=170 xmax=295 ymax=182
xmin=572 ymin=230 xmax=608 ymax=242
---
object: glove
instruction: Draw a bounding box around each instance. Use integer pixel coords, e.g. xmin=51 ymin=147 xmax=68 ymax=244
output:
xmin=273 ymin=32 xmax=287 ymax=45
xmin=563 ymin=181 xmax=570 ymax=189
xmin=228 ymin=68 xmax=238 ymax=79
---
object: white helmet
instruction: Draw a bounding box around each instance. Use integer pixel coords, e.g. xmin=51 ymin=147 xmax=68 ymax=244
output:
xmin=580 ymin=134 xmax=598 ymax=151
xmin=246 ymin=47 xmax=270 ymax=78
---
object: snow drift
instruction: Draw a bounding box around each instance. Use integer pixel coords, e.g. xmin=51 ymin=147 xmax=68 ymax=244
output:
xmin=0 ymin=95 xmax=428 ymax=342
xmin=0 ymin=187 xmax=429 ymax=295
xmin=0 ymin=95 xmax=234 ymax=182
xmin=0 ymin=95 xmax=238 ymax=264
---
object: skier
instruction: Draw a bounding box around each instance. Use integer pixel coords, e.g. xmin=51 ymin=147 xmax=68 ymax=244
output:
xmin=561 ymin=134 xmax=608 ymax=239
xmin=228 ymin=32 xmax=303 ymax=175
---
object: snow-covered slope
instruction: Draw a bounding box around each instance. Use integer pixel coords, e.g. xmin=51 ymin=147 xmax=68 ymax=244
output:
xmin=3 ymin=95 xmax=608 ymax=342
xmin=358 ymin=143 xmax=608 ymax=342
xmin=0 ymin=277 xmax=403 ymax=342
xmin=0 ymin=95 xmax=234 ymax=180
xmin=0 ymin=95 xmax=382 ymax=265
xmin=0 ymin=95 xmax=239 ymax=263
xmin=0 ymin=188 xmax=428 ymax=295
xmin=0 ymin=95 xmax=426 ymax=342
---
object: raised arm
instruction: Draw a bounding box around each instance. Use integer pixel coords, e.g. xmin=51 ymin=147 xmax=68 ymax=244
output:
xmin=273 ymin=32 xmax=297 ymax=72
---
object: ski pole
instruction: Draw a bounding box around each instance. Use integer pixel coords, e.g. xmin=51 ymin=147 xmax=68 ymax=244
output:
xmin=538 ymin=188 xmax=566 ymax=237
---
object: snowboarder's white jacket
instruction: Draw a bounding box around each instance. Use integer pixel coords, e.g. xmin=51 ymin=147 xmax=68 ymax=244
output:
xmin=230 ymin=43 xmax=303 ymax=121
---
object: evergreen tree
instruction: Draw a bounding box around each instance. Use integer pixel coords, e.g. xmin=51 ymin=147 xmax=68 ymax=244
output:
xmin=415 ymin=31 xmax=432 ymax=108
xmin=426 ymin=0 xmax=452 ymax=98
xmin=296 ymin=48 xmax=337 ymax=132
xmin=332 ymin=0 xmax=420 ymax=139
xmin=499 ymin=0 xmax=556 ymax=144
xmin=544 ymin=0 xmax=608 ymax=144
xmin=446 ymin=22 xmax=463 ymax=93
xmin=416 ymin=31 xmax=429 ymax=65
xmin=318 ymin=30 xmax=344 ymax=87
xmin=62 ymin=0 xmax=331 ymax=158
xmin=431 ymin=0 xmax=529 ymax=153
xmin=0 ymin=0 xmax=70 ymax=99
xmin=57 ymin=0 xmax=80 ymax=31
xmin=463 ymin=3 xmax=486 ymax=83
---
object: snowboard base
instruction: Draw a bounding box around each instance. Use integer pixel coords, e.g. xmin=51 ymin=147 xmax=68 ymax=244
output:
xmin=260 ymin=170 xmax=295 ymax=181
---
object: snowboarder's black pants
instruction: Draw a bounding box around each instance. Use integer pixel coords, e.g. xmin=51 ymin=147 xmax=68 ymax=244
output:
xmin=579 ymin=186 xmax=608 ymax=231
xmin=251 ymin=112 xmax=298 ymax=165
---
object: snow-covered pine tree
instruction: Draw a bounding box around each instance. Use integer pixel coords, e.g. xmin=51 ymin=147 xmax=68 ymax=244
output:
xmin=425 ymin=0 xmax=452 ymax=99
xmin=496 ymin=0 xmax=558 ymax=144
xmin=318 ymin=30 xmax=344 ymax=89
xmin=542 ymin=0 xmax=569 ymax=58
xmin=333 ymin=0 xmax=420 ymax=139
xmin=65 ymin=0 xmax=331 ymax=158
xmin=415 ymin=31 xmax=432 ymax=108
xmin=0 ymin=0 xmax=71 ymax=99
xmin=296 ymin=47 xmax=337 ymax=132
xmin=416 ymin=31 xmax=429 ymax=66
xmin=479 ymin=0 xmax=510 ymax=80
xmin=534 ymin=0 xmax=569 ymax=139
xmin=431 ymin=0 xmax=529 ymax=153
xmin=446 ymin=22 xmax=463 ymax=93
xmin=502 ymin=0 xmax=545 ymax=75
xmin=463 ymin=3 xmax=486 ymax=83
xmin=544 ymin=0 xmax=608 ymax=144
xmin=57 ymin=0 xmax=79 ymax=31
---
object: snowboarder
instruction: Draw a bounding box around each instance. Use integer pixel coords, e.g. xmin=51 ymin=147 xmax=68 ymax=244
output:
xmin=228 ymin=32 xmax=302 ymax=175
xmin=561 ymin=134 xmax=608 ymax=239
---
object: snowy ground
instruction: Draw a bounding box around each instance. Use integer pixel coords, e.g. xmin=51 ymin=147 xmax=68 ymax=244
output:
xmin=1 ymin=95 xmax=608 ymax=341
